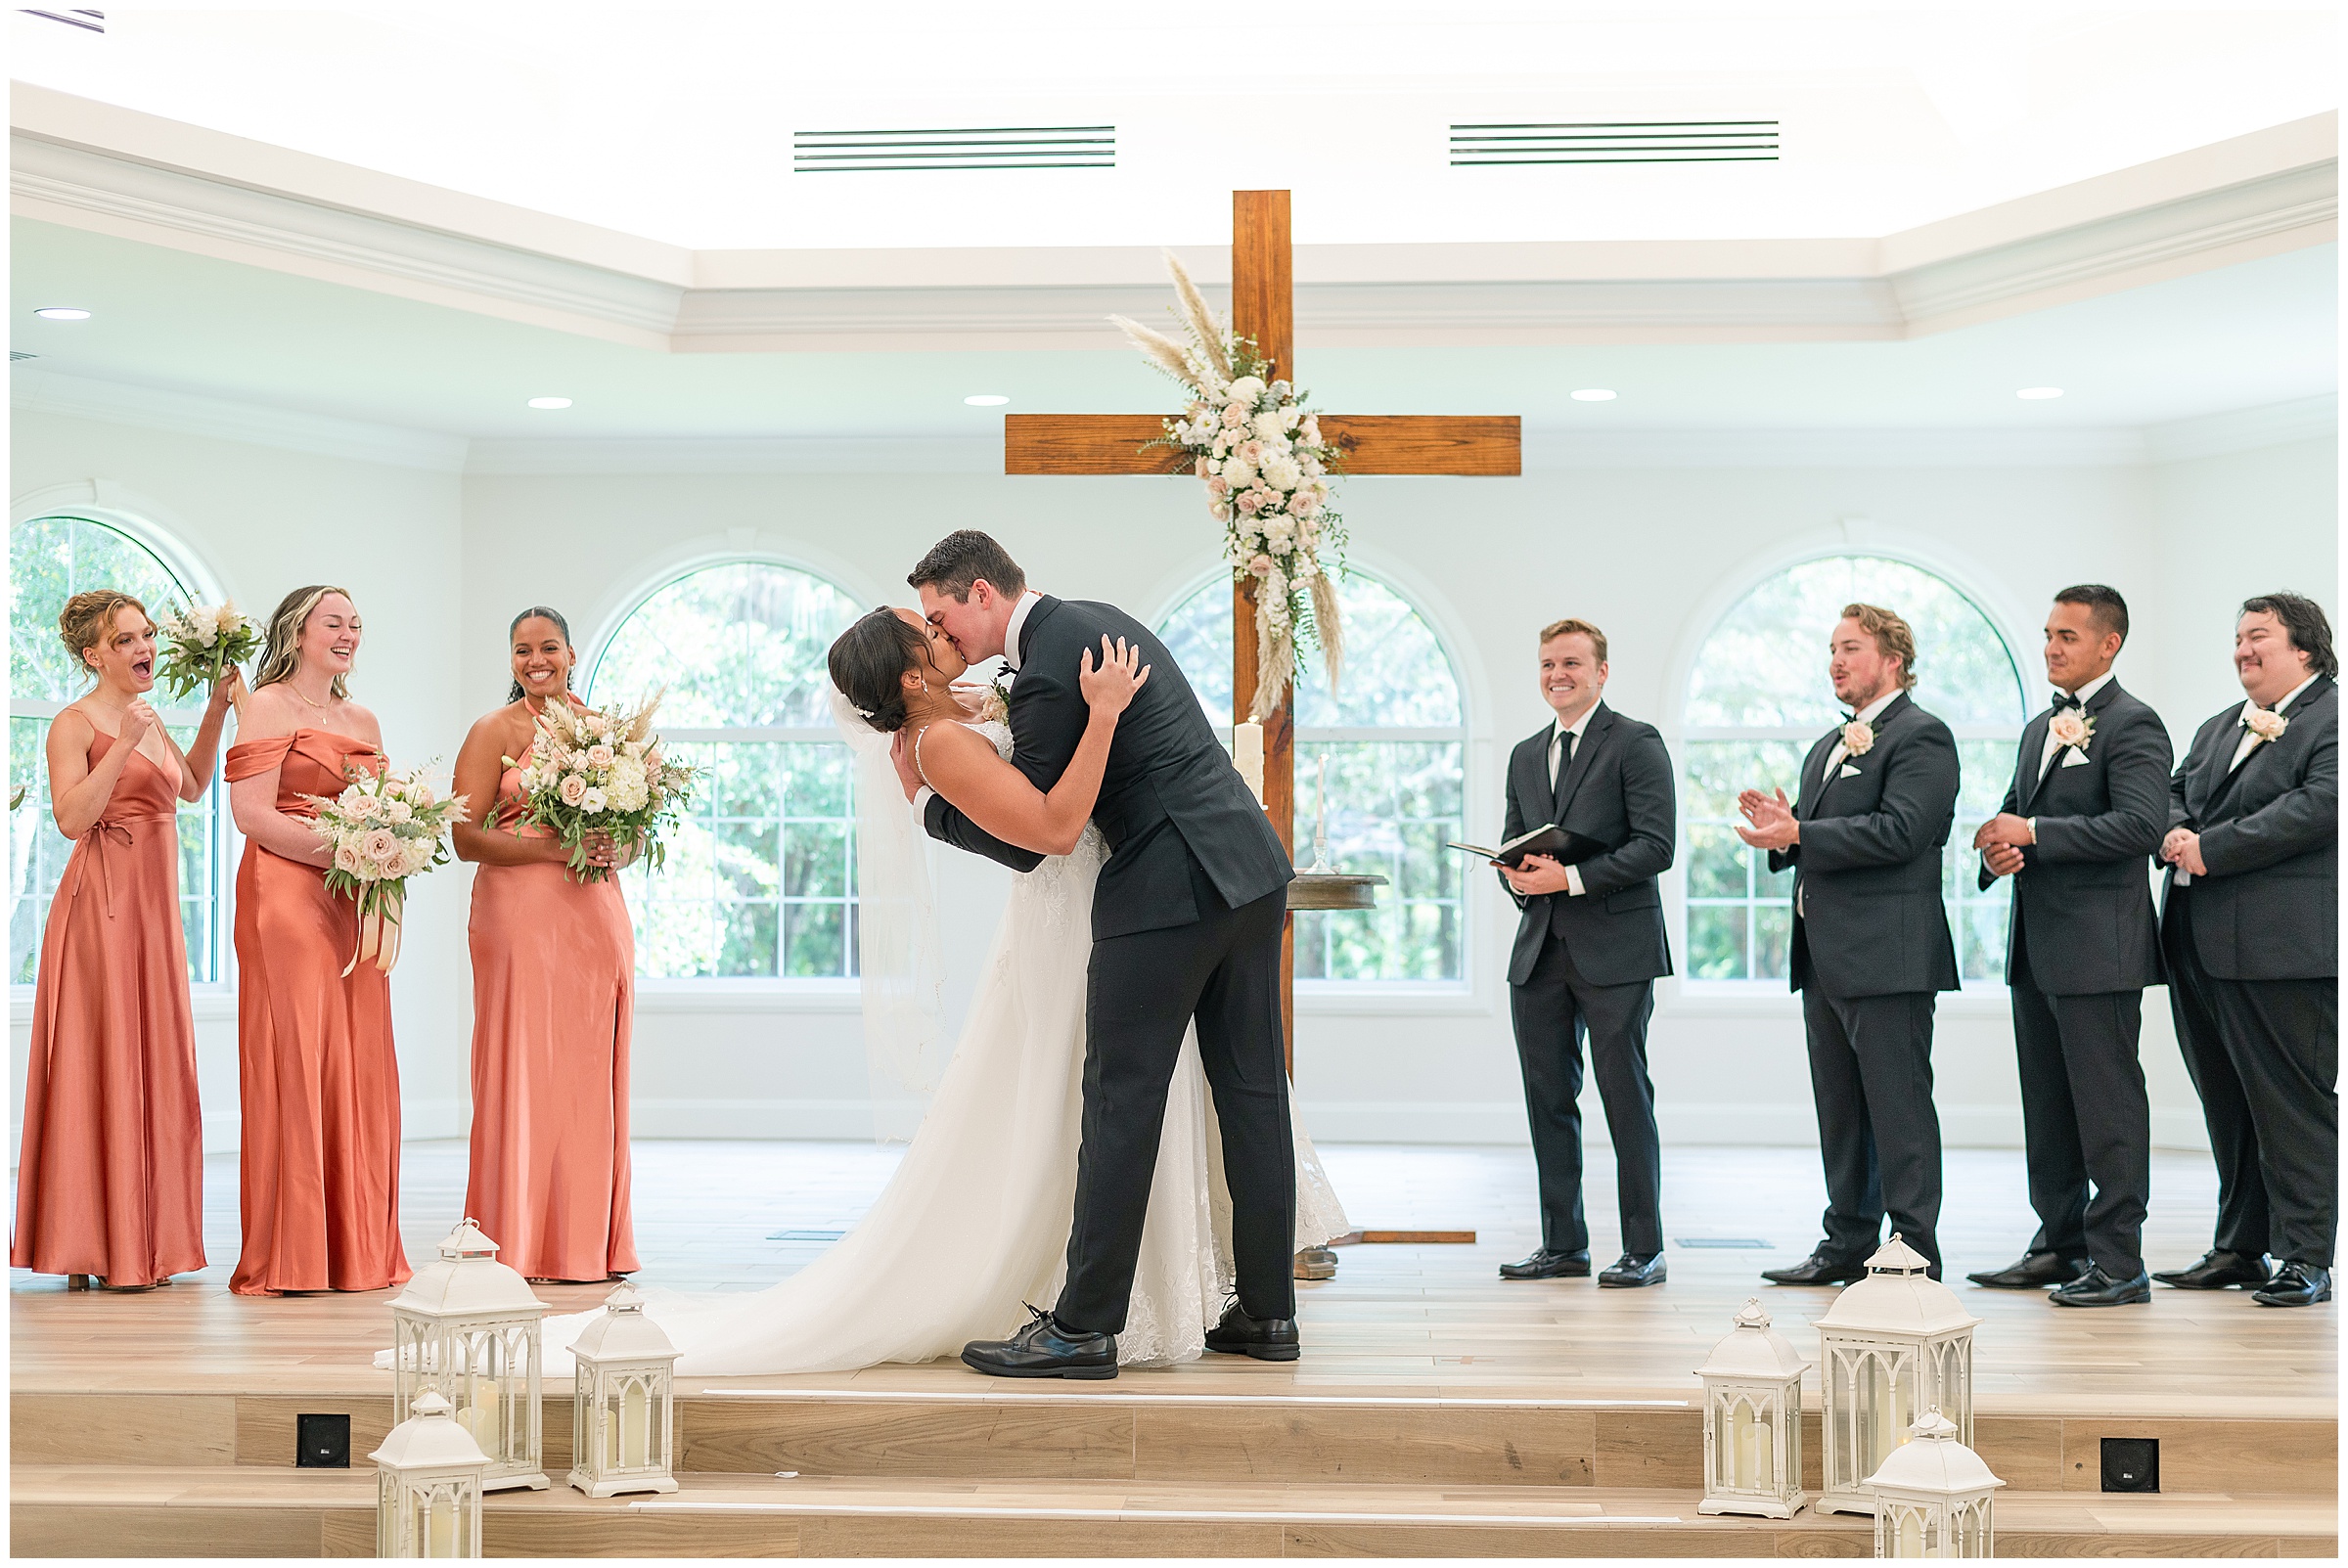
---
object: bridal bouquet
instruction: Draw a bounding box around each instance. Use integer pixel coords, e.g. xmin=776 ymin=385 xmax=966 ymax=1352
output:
xmin=307 ymin=766 xmax=468 ymax=975
xmin=1112 ymin=256 xmax=1346 ymax=723
xmin=507 ymin=694 xmax=698 ymax=882
xmin=155 ymin=600 xmax=262 ymax=702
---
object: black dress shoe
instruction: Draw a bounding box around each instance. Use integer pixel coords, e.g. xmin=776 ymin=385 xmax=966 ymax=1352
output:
xmin=2153 ymin=1249 xmax=2273 ymax=1290
xmin=1203 ymin=1302 xmax=1301 ymax=1361
xmin=1599 ymin=1251 xmax=1667 ymax=1288
xmin=1499 ymin=1248 xmax=1591 ymax=1280
xmin=2252 ymin=1261 xmax=2331 ymax=1308
xmin=2049 ymin=1265 xmax=2151 ymax=1307
xmin=1967 ymin=1250 xmax=2091 ymax=1289
xmin=1760 ymin=1250 xmax=1867 ymax=1286
xmin=961 ymin=1304 xmax=1118 ymax=1379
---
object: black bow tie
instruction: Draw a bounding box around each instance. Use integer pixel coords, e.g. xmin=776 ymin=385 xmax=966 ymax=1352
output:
xmin=1838 ymin=711 xmax=1856 ymax=725
xmin=2052 ymin=692 xmax=2084 ymax=712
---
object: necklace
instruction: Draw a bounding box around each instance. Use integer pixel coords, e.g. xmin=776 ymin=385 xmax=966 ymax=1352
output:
xmin=289 ymin=682 xmax=335 ymax=711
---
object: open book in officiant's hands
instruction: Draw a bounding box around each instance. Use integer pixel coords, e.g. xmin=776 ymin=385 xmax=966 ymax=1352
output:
xmin=1446 ymin=824 xmax=1607 ymax=869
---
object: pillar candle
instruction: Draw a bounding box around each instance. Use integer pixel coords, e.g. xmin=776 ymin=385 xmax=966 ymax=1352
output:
xmin=1234 ymin=722 xmax=1265 ymax=804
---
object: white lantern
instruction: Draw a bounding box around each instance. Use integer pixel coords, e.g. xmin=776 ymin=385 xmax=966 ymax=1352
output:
xmin=372 ymin=1391 xmax=488 ymax=1558
xmin=567 ymin=1283 xmax=682 ymax=1498
xmin=388 ymin=1219 xmax=550 ymax=1492
xmin=1865 ymin=1409 xmax=2004 ymax=1557
xmin=1696 ymin=1298 xmax=1809 ymax=1519
xmin=1814 ymin=1233 xmax=1979 ymax=1516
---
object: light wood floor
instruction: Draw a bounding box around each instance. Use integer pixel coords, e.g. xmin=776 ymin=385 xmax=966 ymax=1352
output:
xmin=11 ymin=1141 xmax=2333 ymax=1415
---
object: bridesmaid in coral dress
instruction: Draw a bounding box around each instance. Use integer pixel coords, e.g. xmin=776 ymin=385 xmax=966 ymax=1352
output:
xmin=224 ymin=586 xmax=410 ymax=1296
xmin=452 ymin=606 xmax=638 ymax=1283
xmin=13 ymin=590 xmax=238 ymax=1290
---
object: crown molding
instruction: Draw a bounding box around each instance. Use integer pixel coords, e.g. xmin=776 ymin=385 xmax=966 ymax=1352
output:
xmin=2145 ymin=393 xmax=2338 ymax=464
xmin=12 ymin=368 xmax=471 ymax=471
xmin=464 ymin=434 xmax=1002 ymax=475
xmin=13 ymin=92 xmax=2335 ymax=352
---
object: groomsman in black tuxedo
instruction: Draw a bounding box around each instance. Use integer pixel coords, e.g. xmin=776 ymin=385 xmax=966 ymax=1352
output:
xmin=1738 ymin=604 xmax=1960 ymax=1280
xmin=2155 ymin=592 xmax=2338 ymax=1309
xmin=1495 ymin=618 xmax=1676 ymax=1288
xmin=1968 ymin=586 xmax=2170 ymax=1307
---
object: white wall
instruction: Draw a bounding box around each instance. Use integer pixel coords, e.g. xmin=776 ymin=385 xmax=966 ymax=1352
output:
xmin=11 ymin=410 xmax=2336 ymax=1162
xmin=9 ymin=409 xmax=469 ymax=1153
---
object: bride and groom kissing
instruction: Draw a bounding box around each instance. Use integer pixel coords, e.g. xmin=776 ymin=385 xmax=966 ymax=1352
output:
xmin=535 ymin=529 xmax=1347 ymax=1383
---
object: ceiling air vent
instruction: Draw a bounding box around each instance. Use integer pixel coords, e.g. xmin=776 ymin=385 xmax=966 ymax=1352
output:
xmin=792 ymin=125 xmax=1114 ymax=173
xmin=1451 ymin=121 xmax=1778 ymax=165
xmin=19 ymin=9 xmax=105 ymax=30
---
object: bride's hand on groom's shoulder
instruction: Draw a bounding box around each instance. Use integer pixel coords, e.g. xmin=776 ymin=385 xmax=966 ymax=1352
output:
xmin=888 ymin=729 xmax=923 ymax=802
xmin=1079 ymin=636 xmax=1151 ymax=718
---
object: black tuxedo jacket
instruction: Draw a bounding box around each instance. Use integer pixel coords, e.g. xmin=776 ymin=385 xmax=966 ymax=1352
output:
xmin=2164 ymin=675 xmax=2337 ymax=981
xmin=923 ymin=595 xmax=1292 ymax=940
xmin=1978 ymin=678 xmax=2170 ymax=995
xmin=1498 ymin=704 xmax=1675 ymax=987
xmin=1772 ymin=691 xmax=1962 ymax=998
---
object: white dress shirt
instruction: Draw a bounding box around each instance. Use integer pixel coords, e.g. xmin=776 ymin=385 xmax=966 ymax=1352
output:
xmin=913 ymin=589 xmax=1044 ymax=815
xmin=2037 ymin=668 xmax=2115 ymax=782
xmin=2174 ymin=671 xmax=2319 ymax=884
xmin=1544 ymin=706 xmax=1598 ymax=896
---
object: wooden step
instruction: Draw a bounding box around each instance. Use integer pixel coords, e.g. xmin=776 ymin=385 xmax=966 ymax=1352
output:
xmin=14 ymin=1384 xmax=2338 ymax=1496
xmin=11 ymin=1467 xmax=2336 ymax=1558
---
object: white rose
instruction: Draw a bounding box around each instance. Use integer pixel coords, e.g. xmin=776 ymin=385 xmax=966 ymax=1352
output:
xmin=580 ymin=786 xmax=609 ymax=815
xmin=1281 ymin=405 xmax=1303 ymax=431
xmin=586 ymin=743 xmax=615 ymax=771
xmin=1299 ymin=415 xmax=1322 ymax=446
xmin=1264 ymin=515 xmax=1296 ymax=552
xmin=559 ymin=774 xmax=589 ymax=807
xmin=384 ymin=798 xmax=415 ymax=825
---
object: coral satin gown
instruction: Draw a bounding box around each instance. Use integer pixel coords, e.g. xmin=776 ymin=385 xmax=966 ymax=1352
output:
xmin=224 ymin=729 xmax=409 ymax=1295
xmin=463 ymin=761 xmax=638 ymax=1281
xmin=12 ymin=729 xmax=206 ymax=1286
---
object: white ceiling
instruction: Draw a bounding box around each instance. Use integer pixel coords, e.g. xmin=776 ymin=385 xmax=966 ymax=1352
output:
xmin=11 ymin=3 xmax=2339 ymax=249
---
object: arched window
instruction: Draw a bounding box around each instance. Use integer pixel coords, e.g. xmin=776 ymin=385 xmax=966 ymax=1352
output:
xmin=1681 ymin=555 xmax=2027 ymax=986
xmin=9 ymin=514 xmax=228 ymax=986
xmin=1158 ymin=569 xmax=1468 ymax=982
xmin=588 ymin=561 xmax=865 ymax=981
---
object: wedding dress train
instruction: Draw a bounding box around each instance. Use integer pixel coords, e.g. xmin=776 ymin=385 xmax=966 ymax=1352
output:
xmin=531 ymin=719 xmax=1347 ymax=1374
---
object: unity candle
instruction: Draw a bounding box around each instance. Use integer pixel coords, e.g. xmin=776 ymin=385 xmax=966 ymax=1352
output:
xmin=1234 ymin=722 xmax=1265 ymax=804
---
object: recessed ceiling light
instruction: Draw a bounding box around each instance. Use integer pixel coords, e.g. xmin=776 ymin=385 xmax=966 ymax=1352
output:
xmin=964 ymin=394 xmax=1010 ymax=407
xmin=2015 ymin=386 xmax=2063 ymax=400
xmin=33 ymin=307 xmax=91 ymax=321
xmin=526 ymin=396 xmax=572 ymax=410
xmin=1570 ymin=387 xmax=1616 ymax=402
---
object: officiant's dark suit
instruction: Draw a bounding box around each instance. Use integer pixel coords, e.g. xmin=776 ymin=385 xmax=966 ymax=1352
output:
xmin=1500 ymin=702 xmax=1676 ymax=1268
xmin=922 ymin=594 xmax=1298 ymax=1333
xmin=1771 ymin=691 xmax=1961 ymax=1273
xmin=2161 ymin=672 xmax=2338 ymax=1282
xmin=1976 ymin=675 xmax=2170 ymax=1287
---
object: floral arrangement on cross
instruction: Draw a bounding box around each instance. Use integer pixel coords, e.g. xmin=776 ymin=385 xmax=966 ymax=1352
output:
xmin=1112 ymin=255 xmax=1344 ymax=724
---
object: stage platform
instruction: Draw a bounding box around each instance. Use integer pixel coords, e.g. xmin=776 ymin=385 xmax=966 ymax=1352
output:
xmin=12 ymin=1141 xmax=2337 ymax=1556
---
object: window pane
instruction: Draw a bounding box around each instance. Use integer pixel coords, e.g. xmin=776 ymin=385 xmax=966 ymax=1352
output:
xmin=1294 ymin=739 xmax=1465 ymax=982
xmin=590 ymin=561 xmax=863 ymax=727
xmin=10 ymin=515 xmax=192 ymax=704
xmin=1157 ymin=569 xmax=1462 ymax=730
xmin=1686 ymin=556 xmax=2026 ymax=729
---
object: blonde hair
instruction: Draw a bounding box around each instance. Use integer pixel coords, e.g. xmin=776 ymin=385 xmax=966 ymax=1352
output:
xmin=253 ymin=584 xmax=358 ymax=700
xmin=1842 ymin=602 xmax=1919 ymax=690
xmin=1539 ymin=617 xmax=1608 ymax=665
xmin=59 ymin=590 xmax=151 ymax=680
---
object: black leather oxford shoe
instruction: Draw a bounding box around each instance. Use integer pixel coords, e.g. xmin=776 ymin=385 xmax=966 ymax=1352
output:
xmin=1599 ymin=1251 xmax=1667 ymax=1288
xmin=1967 ymin=1250 xmax=2091 ymax=1289
xmin=2049 ymin=1265 xmax=2151 ymax=1307
xmin=961 ymin=1304 xmax=1118 ymax=1379
xmin=2152 ymin=1249 xmax=2273 ymax=1290
xmin=2252 ymin=1262 xmax=2331 ymax=1308
xmin=1760 ymin=1250 xmax=1868 ymax=1286
xmin=1203 ymin=1302 xmax=1302 ymax=1361
xmin=1499 ymin=1248 xmax=1591 ymax=1280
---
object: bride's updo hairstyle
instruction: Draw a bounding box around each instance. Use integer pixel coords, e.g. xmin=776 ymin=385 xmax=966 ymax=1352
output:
xmin=828 ymin=608 xmax=931 ymax=733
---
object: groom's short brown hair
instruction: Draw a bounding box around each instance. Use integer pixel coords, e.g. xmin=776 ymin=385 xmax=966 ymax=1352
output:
xmin=909 ymin=530 xmax=1026 ymax=602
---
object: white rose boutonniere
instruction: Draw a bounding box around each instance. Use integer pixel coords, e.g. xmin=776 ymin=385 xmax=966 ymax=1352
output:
xmin=1841 ymin=720 xmax=1876 ymax=756
xmin=2049 ymin=710 xmax=2096 ymax=753
xmin=2244 ymin=705 xmax=2289 ymax=746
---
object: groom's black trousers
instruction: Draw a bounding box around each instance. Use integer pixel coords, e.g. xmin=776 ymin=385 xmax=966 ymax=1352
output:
xmin=1057 ymin=863 xmax=1297 ymax=1334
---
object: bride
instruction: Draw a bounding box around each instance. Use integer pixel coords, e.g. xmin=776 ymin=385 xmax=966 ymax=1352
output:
xmin=535 ymin=606 xmax=1347 ymax=1374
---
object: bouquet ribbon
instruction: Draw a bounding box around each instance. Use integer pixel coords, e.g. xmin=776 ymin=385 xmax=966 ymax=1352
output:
xmin=343 ymin=887 xmax=405 ymax=977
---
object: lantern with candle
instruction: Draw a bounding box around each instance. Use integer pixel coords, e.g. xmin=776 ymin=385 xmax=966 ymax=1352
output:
xmin=567 ymin=1283 xmax=682 ymax=1498
xmin=1696 ymin=1298 xmax=1809 ymax=1518
xmin=1815 ymin=1234 xmax=1978 ymax=1516
xmin=1865 ymin=1409 xmax=2003 ymax=1557
xmin=372 ymin=1391 xmax=488 ymax=1558
xmin=388 ymin=1219 xmax=550 ymax=1492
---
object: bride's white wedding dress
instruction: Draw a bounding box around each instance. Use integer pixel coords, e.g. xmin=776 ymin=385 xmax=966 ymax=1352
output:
xmin=531 ymin=717 xmax=1348 ymax=1374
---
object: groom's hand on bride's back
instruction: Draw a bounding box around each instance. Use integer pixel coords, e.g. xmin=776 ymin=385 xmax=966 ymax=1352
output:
xmin=888 ymin=729 xmax=923 ymax=802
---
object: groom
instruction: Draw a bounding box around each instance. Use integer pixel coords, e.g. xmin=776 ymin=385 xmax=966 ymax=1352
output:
xmin=901 ymin=530 xmax=1299 ymax=1378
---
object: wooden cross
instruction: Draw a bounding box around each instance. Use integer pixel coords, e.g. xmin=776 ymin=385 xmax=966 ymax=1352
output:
xmin=1005 ymin=190 xmax=1520 ymax=1064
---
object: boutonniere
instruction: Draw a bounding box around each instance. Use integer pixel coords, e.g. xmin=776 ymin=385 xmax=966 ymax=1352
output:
xmin=1840 ymin=719 xmax=1875 ymax=757
xmin=2048 ymin=709 xmax=2096 ymax=754
xmin=2243 ymin=705 xmax=2288 ymax=746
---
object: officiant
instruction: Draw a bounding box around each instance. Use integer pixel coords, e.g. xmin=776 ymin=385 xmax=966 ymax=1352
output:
xmin=1495 ymin=618 xmax=1677 ymax=1289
